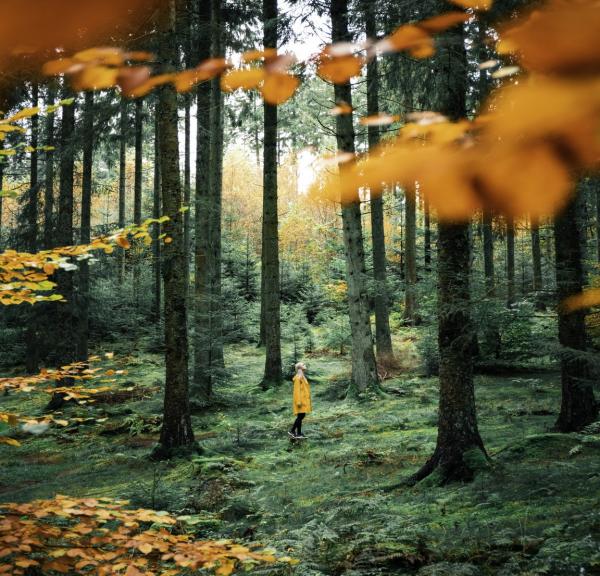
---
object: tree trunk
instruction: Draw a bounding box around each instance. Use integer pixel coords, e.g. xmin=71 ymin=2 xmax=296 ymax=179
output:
xmin=261 ymin=0 xmax=283 ymax=387
xmin=193 ymin=0 xmax=214 ymax=404
xmin=133 ymin=97 xmax=143 ymax=304
xmin=482 ymin=209 xmax=494 ymax=296
xmin=118 ymin=99 xmax=127 ymax=284
xmin=43 ymin=83 xmax=56 ymax=249
xmin=596 ymin=182 xmax=600 ymax=263
xmin=156 ymin=0 xmax=195 ymax=453
xmin=78 ymin=90 xmax=93 ymax=363
xmin=331 ymin=0 xmax=378 ymax=394
xmin=531 ymin=216 xmax=543 ymax=292
xmin=208 ymin=0 xmax=225 ymax=370
xmin=404 ymin=187 xmax=418 ymax=324
xmin=53 ymin=87 xmax=76 ymax=367
xmin=506 ymin=215 xmax=515 ymax=306
xmin=24 ymin=82 xmax=40 ymax=374
xmin=152 ymin=100 xmax=162 ymax=321
xmin=182 ymin=0 xmax=192 ymax=303
xmin=412 ymin=13 xmax=487 ymax=483
xmin=424 ymin=197 xmax=432 ymax=271
xmin=362 ymin=0 xmax=393 ymax=361
xmin=554 ymin=189 xmax=598 ymax=432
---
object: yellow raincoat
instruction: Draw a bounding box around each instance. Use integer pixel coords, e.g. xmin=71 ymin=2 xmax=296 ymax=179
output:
xmin=292 ymin=373 xmax=312 ymax=415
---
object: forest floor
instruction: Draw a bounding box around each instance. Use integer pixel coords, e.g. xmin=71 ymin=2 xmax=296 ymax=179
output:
xmin=1 ymin=329 xmax=600 ymax=575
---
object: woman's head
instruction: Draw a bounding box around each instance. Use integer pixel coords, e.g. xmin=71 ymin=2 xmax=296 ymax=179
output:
xmin=295 ymin=362 xmax=307 ymax=375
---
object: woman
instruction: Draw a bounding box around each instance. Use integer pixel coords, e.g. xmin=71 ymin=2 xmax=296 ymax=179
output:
xmin=289 ymin=362 xmax=312 ymax=439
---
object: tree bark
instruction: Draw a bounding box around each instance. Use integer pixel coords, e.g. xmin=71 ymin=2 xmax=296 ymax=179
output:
xmin=531 ymin=216 xmax=543 ymax=292
xmin=152 ymin=100 xmax=162 ymax=321
xmin=261 ymin=0 xmax=283 ymax=387
xmin=133 ymin=97 xmax=143 ymax=304
xmin=193 ymin=0 xmax=215 ymax=404
xmin=331 ymin=0 xmax=378 ymax=394
xmin=424 ymin=197 xmax=432 ymax=271
xmin=78 ymin=90 xmax=93 ymax=363
xmin=506 ymin=215 xmax=515 ymax=306
xmin=404 ymin=187 xmax=418 ymax=324
xmin=554 ymin=189 xmax=598 ymax=432
xmin=156 ymin=0 xmax=195 ymax=452
xmin=363 ymin=0 xmax=393 ymax=361
xmin=118 ymin=99 xmax=127 ymax=285
xmin=412 ymin=13 xmax=487 ymax=483
xmin=43 ymin=83 xmax=56 ymax=249
xmin=482 ymin=209 xmax=494 ymax=296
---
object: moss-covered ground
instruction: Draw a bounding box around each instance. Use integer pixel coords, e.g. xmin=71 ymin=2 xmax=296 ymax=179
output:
xmin=1 ymin=330 xmax=600 ymax=575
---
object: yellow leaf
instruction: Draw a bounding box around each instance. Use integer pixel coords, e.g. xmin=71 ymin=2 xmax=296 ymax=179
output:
xmin=42 ymin=58 xmax=79 ymax=76
xmin=260 ymin=73 xmax=299 ymax=105
xmin=7 ymin=107 xmax=40 ymax=122
xmin=241 ymin=48 xmax=277 ymax=63
xmin=418 ymin=12 xmax=470 ymax=33
xmin=220 ymin=68 xmax=266 ymax=92
xmin=116 ymin=235 xmax=131 ymax=250
xmin=138 ymin=542 xmax=153 ymax=554
xmin=562 ymin=289 xmax=600 ymax=314
xmin=72 ymin=66 xmax=119 ymax=91
xmin=378 ymin=25 xmax=434 ymax=57
xmin=0 ymin=436 xmax=20 ymax=446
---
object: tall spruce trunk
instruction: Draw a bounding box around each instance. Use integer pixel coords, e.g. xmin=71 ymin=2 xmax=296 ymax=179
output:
xmin=78 ymin=90 xmax=94 ymax=363
xmin=133 ymin=97 xmax=143 ymax=304
xmin=404 ymin=187 xmax=418 ymax=324
xmin=182 ymin=0 xmax=192 ymax=301
xmin=412 ymin=15 xmax=487 ymax=484
xmin=506 ymin=215 xmax=515 ymax=306
xmin=261 ymin=0 xmax=283 ymax=387
xmin=424 ymin=197 xmax=432 ymax=270
xmin=152 ymin=102 xmax=162 ymax=321
xmin=156 ymin=0 xmax=195 ymax=452
xmin=482 ymin=210 xmax=494 ymax=295
xmin=554 ymin=189 xmax=598 ymax=432
xmin=531 ymin=216 xmax=543 ymax=291
xmin=331 ymin=0 xmax=378 ymax=394
xmin=208 ymin=0 xmax=225 ymax=370
xmin=53 ymin=88 xmax=76 ymax=367
xmin=24 ymin=82 xmax=40 ymax=374
xmin=43 ymin=83 xmax=56 ymax=249
xmin=194 ymin=0 xmax=214 ymax=404
xmin=118 ymin=99 xmax=127 ymax=284
xmin=363 ymin=0 xmax=393 ymax=360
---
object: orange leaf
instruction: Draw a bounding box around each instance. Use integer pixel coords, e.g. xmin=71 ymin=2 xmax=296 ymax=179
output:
xmin=317 ymin=55 xmax=363 ymax=84
xmin=449 ymin=0 xmax=492 ymax=10
xmin=138 ymin=542 xmax=153 ymax=554
xmin=117 ymin=66 xmax=152 ymax=97
xmin=71 ymin=66 xmax=119 ymax=90
xmin=260 ymin=73 xmax=299 ymax=105
xmin=220 ymin=68 xmax=265 ymax=92
xmin=241 ymin=48 xmax=277 ymax=63
xmin=359 ymin=113 xmax=400 ymax=127
xmin=418 ymin=12 xmax=470 ymax=33
xmin=561 ymin=289 xmax=600 ymax=314
xmin=115 ymin=235 xmax=131 ymax=250
xmin=330 ymin=102 xmax=353 ymax=116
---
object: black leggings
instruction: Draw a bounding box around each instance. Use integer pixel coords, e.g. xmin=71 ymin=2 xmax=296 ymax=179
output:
xmin=291 ymin=413 xmax=306 ymax=435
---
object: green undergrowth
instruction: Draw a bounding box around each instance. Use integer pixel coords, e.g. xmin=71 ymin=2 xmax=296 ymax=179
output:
xmin=1 ymin=335 xmax=600 ymax=575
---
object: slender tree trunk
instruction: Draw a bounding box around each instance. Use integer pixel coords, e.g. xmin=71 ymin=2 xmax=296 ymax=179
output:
xmin=506 ymin=215 xmax=515 ymax=306
xmin=412 ymin=14 xmax=487 ymax=484
xmin=43 ymin=83 xmax=56 ymax=249
xmin=24 ymin=82 xmax=40 ymax=374
xmin=78 ymin=90 xmax=93 ymax=363
xmin=404 ymin=187 xmax=418 ymax=324
xmin=261 ymin=0 xmax=283 ymax=387
xmin=53 ymin=88 xmax=76 ymax=367
xmin=133 ymin=97 xmax=143 ymax=303
xmin=208 ymin=0 xmax=225 ymax=370
xmin=424 ymin=197 xmax=432 ymax=271
xmin=118 ymin=99 xmax=127 ymax=284
xmin=554 ymin=189 xmax=598 ymax=432
xmin=152 ymin=101 xmax=162 ymax=321
xmin=331 ymin=0 xmax=378 ymax=394
xmin=531 ymin=216 xmax=543 ymax=292
xmin=156 ymin=0 xmax=195 ymax=453
xmin=482 ymin=210 xmax=494 ymax=295
xmin=193 ymin=0 xmax=216 ymax=404
xmin=182 ymin=0 xmax=192 ymax=302
xmin=362 ymin=0 xmax=393 ymax=360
